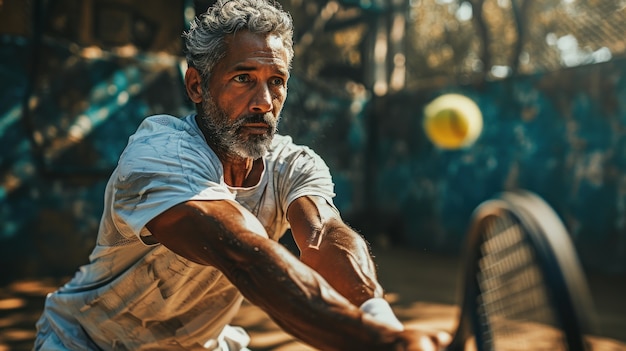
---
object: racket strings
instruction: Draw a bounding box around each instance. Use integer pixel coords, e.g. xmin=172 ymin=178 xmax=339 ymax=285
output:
xmin=475 ymin=213 xmax=566 ymax=351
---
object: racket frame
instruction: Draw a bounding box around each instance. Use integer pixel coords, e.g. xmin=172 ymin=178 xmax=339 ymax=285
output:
xmin=446 ymin=190 xmax=596 ymax=351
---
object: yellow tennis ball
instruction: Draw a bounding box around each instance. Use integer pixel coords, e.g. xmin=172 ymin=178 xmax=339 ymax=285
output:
xmin=423 ymin=94 xmax=483 ymax=149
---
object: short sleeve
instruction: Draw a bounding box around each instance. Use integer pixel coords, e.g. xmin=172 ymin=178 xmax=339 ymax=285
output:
xmin=271 ymin=138 xmax=337 ymax=214
xmin=111 ymin=116 xmax=234 ymax=240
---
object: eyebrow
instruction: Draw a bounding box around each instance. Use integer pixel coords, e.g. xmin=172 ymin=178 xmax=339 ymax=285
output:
xmin=232 ymin=64 xmax=289 ymax=78
xmin=232 ymin=64 xmax=256 ymax=72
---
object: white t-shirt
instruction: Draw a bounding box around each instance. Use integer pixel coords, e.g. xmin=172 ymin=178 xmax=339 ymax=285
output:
xmin=37 ymin=114 xmax=337 ymax=350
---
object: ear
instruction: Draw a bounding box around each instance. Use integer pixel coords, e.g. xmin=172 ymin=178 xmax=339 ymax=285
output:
xmin=184 ymin=67 xmax=204 ymax=104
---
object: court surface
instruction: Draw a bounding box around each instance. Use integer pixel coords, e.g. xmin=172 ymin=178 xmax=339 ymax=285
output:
xmin=0 ymin=247 xmax=624 ymax=350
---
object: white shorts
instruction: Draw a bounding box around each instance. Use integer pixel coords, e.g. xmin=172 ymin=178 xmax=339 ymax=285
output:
xmin=35 ymin=314 xmax=250 ymax=351
xmin=210 ymin=325 xmax=251 ymax=351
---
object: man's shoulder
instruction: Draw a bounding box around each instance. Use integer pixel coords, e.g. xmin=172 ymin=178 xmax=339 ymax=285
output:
xmin=270 ymin=134 xmax=294 ymax=148
xmin=135 ymin=114 xmax=196 ymax=135
xmin=267 ymin=134 xmax=327 ymax=170
xmin=118 ymin=113 xmax=217 ymax=174
xmin=125 ymin=114 xmax=204 ymax=153
xmin=269 ymin=134 xmax=315 ymax=156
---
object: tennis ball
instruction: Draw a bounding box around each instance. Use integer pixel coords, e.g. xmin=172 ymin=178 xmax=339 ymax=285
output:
xmin=423 ymin=94 xmax=483 ymax=149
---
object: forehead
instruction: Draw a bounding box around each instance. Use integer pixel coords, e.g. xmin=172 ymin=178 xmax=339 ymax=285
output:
xmin=219 ymin=30 xmax=289 ymax=73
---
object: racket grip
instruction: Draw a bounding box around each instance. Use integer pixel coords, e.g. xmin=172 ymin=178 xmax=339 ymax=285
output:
xmin=359 ymin=297 xmax=404 ymax=331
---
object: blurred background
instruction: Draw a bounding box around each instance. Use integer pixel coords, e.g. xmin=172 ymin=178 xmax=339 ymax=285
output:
xmin=1 ymin=0 xmax=626 ymax=347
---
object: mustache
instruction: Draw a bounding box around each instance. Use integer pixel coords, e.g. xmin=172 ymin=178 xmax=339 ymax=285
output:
xmin=235 ymin=113 xmax=278 ymax=129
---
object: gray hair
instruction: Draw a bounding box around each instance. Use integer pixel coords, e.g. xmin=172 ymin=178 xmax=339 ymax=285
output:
xmin=183 ymin=0 xmax=294 ymax=79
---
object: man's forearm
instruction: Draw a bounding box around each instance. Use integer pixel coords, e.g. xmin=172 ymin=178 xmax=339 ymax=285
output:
xmin=224 ymin=233 xmax=402 ymax=350
xmin=299 ymin=223 xmax=384 ymax=306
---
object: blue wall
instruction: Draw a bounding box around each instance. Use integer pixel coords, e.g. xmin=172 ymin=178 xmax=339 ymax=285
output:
xmin=367 ymin=61 xmax=626 ymax=274
xmin=1 ymin=36 xmax=625 ymax=283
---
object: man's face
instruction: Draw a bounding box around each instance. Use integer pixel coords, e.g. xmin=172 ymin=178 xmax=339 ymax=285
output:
xmin=198 ymin=30 xmax=290 ymax=159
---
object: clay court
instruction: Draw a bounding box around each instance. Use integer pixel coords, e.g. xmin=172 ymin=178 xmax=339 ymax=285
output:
xmin=1 ymin=247 xmax=625 ymax=350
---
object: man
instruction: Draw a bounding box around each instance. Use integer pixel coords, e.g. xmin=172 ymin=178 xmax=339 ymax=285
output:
xmin=35 ymin=1 xmax=449 ymax=350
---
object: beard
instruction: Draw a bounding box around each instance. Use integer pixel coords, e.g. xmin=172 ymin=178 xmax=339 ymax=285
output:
xmin=197 ymin=92 xmax=279 ymax=160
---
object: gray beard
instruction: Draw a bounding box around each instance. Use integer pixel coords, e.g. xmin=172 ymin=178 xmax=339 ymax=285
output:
xmin=197 ymin=94 xmax=279 ymax=159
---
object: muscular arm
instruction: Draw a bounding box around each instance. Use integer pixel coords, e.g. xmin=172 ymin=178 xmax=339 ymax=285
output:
xmin=287 ymin=195 xmax=384 ymax=306
xmin=146 ymin=199 xmax=404 ymax=351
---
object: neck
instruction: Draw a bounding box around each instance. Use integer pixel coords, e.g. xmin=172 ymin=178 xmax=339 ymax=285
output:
xmin=221 ymin=154 xmax=263 ymax=188
xmin=221 ymin=152 xmax=251 ymax=185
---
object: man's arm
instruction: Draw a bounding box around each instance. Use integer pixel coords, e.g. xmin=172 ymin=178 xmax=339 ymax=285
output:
xmin=287 ymin=195 xmax=384 ymax=306
xmin=147 ymin=199 xmax=440 ymax=350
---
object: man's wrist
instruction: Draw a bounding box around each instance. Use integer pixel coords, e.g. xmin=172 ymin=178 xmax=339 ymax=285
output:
xmin=359 ymin=297 xmax=404 ymax=331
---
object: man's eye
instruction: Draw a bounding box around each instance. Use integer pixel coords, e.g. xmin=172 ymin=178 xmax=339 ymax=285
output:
xmin=234 ymin=74 xmax=250 ymax=83
xmin=270 ymin=78 xmax=284 ymax=86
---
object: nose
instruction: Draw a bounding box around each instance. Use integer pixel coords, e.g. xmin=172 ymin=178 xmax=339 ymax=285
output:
xmin=250 ymin=83 xmax=273 ymax=114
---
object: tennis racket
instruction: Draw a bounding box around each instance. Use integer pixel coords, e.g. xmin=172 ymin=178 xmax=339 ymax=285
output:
xmin=445 ymin=190 xmax=596 ymax=351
